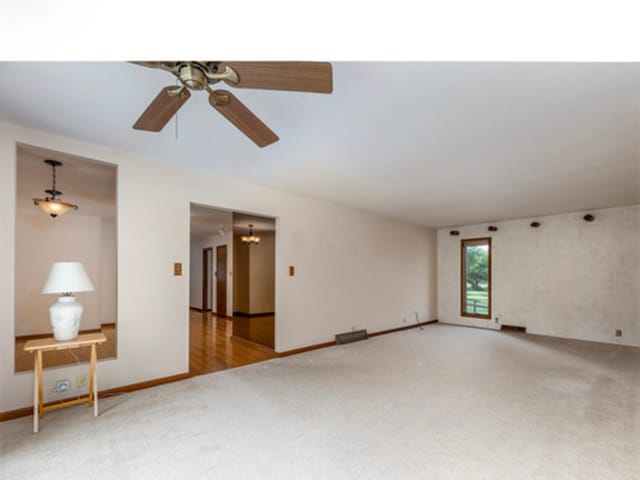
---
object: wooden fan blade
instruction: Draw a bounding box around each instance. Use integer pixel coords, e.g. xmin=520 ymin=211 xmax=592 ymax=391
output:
xmin=218 ymin=62 xmax=333 ymax=93
xmin=133 ymin=86 xmax=191 ymax=132
xmin=209 ymin=90 xmax=279 ymax=147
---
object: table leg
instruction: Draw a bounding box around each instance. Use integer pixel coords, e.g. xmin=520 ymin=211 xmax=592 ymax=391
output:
xmin=93 ymin=363 xmax=98 ymax=417
xmin=32 ymin=355 xmax=38 ymax=433
xmin=37 ymin=351 xmax=43 ymax=420
xmin=89 ymin=344 xmax=96 ymax=409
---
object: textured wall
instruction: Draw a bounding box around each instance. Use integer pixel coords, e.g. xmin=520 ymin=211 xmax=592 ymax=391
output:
xmin=438 ymin=205 xmax=640 ymax=346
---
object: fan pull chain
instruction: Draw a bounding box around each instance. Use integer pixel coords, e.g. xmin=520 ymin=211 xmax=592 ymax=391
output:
xmin=174 ymin=78 xmax=180 ymax=140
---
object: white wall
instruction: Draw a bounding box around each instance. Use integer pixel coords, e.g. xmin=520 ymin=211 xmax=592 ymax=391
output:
xmin=0 ymin=122 xmax=437 ymax=412
xmin=189 ymin=229 xmax=234 ymax=314
xmin=438 ymin=205 xmax=640 ymax=346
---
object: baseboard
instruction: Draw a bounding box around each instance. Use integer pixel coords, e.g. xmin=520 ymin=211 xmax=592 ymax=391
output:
xmin=3 ymin=319 xmax=438 ymax=421
xmin=278 ymin=341 xmax=336 ymax=357
xmin=278 ymin=319 xmax=438 ymax=357
xmin=0 ymin=372 xmax=191 ymax=422
xmin=368 ymin=319 xmax=438 ymax=337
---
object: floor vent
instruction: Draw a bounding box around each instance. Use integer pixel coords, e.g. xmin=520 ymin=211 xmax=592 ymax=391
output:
xmin=501 ymin=325 xmax=526 ymax=333
xmin=335 ymin=329 xmax=368 ymax=344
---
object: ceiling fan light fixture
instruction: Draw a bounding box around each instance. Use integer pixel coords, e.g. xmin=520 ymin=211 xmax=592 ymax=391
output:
xmin=241 ymin=224 xmax=261 ymax=245
xmin=32 ymin=159 xmax=78 ymax=218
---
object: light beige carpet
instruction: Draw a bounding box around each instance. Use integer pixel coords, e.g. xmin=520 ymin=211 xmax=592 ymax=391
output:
xmin=1 ymin=324 xmax=638 ymax=479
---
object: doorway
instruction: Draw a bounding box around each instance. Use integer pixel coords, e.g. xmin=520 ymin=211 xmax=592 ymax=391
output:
xmin=189 ymin=203 xmax=277 ymax=376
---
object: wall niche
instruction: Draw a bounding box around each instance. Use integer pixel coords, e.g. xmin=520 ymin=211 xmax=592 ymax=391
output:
xmin=14 ymin=144 xmax=117 ymax=372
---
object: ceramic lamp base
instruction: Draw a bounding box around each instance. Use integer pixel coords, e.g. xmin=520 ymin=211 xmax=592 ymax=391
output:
xmin=50 ymin=296 xmax=83 ymax=341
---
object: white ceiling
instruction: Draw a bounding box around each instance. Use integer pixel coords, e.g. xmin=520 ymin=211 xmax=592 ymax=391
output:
xmin=1 ymin=62 xmax=639 ymax=227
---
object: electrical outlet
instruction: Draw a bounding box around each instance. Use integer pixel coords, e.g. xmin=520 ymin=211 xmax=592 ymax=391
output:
xmin=76 ymin=374 xmax=88 ymax=388
xmin=54 ymin=380 xmax=71 ymax=393
xmin=615 ymin=329 xmax=622 ymax=337
xmin=403 ymin=317 xmax=407 ymax=323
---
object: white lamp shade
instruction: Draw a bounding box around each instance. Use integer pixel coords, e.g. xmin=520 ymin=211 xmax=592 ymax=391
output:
xmin=42 ymin=262 xmax=95 ymax=294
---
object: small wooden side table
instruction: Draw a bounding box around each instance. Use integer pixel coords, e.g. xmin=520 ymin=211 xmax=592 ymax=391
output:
xmin=24 ymin=332 xmax=106 ymax=433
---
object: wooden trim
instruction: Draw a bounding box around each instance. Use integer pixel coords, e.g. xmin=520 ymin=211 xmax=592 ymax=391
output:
xmin=278 ymin=319 xmax=438 ymax=357
xmin=99 ymin=372 xmax=192 ymax=395
xmin=0 ymin=372 xmax=192 ymax=422
xmin=368 ymin=320 xmax=438 ymax=337
xmin=460 ymin=237 xmax=492 ymax=320
xmin=278 ymin=341 xmax=336 ymax=357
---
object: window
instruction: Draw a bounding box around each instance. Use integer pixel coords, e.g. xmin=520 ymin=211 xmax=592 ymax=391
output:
xmin=461 ymin=237 xmax=491 ymax=319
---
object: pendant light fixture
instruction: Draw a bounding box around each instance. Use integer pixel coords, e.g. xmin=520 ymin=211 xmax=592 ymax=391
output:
xmin=32 ymin=159 xmax=78 ymax=218
xmin=241 ymin=224 xmax=261 ymax=245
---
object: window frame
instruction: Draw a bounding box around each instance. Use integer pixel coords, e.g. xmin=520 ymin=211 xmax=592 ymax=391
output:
xmin=460 ymin=237 xmax=492 ymax=319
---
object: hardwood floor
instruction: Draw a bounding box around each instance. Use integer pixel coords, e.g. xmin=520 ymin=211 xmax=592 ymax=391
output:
xmin=232 ymin=314 xmax=275 ymax=349
xmin=189 ymin=310 xmax=276 ymax=376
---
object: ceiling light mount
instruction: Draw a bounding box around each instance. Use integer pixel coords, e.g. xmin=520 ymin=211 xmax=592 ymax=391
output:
xmin=33 ymin=159 xmax=78 ymax=218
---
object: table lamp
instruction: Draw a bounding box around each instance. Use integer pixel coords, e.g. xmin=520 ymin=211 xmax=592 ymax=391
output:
xmin=42 ymin=262 xmax=95 ymax=341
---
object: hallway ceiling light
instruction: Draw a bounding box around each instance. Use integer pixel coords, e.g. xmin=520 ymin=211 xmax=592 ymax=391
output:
xmin=32 ymin=159 xmax=78 ymax=218
xmin=242 ymin=224 xmax=260 ymax=245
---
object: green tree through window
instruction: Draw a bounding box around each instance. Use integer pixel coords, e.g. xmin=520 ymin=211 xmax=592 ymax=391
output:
xmin=461 ymin=238 xmax=491 ymax=318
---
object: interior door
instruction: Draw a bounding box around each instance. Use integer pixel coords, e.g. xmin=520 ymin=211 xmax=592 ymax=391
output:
xmin=202 ymin=247 xmax=212 ymax=311
xmin=216 ymin=245 xmax=228 ymax=317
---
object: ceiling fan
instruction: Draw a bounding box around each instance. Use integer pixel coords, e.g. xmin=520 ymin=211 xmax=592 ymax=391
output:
xmin=131 ymin=61 xmax=333 ymax=147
